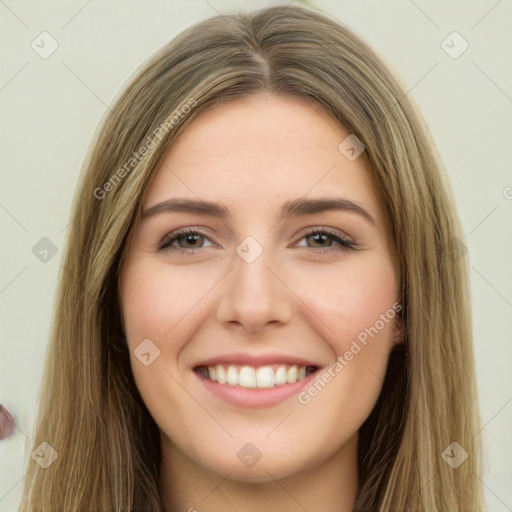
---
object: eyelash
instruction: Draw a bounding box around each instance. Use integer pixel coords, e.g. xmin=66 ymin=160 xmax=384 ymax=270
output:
xmin=158 ymin=227 xmax=356 ymax=255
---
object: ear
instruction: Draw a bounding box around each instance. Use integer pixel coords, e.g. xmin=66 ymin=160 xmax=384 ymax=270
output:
xmin=392 ymin=312 xmax=406 ymax=348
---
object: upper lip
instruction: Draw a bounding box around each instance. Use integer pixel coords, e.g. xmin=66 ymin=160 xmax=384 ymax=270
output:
xmin=193 ymin=352 xmax=320 ymax=368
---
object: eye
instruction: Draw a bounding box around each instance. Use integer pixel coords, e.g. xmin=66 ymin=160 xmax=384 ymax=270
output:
xmin=296 ymin=228 xmax=356 ymax=252
xmin=158 ymin=227 xmax=356 ymax=255
xmin=158 ymin=228 xmax=215 ymax=253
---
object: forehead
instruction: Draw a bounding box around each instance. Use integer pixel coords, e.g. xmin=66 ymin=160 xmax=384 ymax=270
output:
xmin=144 ymin=94 xmax=380 ymax=224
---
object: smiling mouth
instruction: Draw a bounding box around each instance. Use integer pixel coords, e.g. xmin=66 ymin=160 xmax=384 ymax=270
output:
xmin=194 ymin=364 xmax=318 ymax=389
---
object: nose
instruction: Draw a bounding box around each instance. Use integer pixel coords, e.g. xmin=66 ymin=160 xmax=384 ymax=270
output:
xmin=216 ymin=241 xmax=293 ymax=333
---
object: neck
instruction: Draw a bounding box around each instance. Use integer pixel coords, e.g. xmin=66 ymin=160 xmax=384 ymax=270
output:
xmin=159 ymin=433 xmax=359 ymax=512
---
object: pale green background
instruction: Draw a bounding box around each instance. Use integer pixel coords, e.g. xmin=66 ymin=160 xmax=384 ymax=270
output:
xmin=1 ymin=1 xmax=511 ymax=510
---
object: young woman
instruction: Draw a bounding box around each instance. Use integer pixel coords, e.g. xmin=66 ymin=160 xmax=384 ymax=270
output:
xmin=20 ymin=5 xmax=486 ymax=511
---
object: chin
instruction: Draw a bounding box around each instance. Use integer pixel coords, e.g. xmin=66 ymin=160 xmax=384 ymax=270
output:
xmin=203 ymin=453 xmax=309 ymax=484
xmin=187 ymin=432 xmax=326 ymax=484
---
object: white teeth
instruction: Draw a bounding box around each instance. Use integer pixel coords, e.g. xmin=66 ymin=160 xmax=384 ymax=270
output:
xmin=275 ymin=365 xmax=287 ymax=385
xmin=287 ymin=365 xmax=298 ymax=383
xmin=256 ymin=366 xmax=275 ymax=388
xmin=215 ymin=364 xmax=226 ymax=384
xmin=200 ymin=363 xmax=313 ymax=388
xmin=238 ymin=366 xmax=257 ymax=388
xmin=226 ymin=365 xmax=238 ymax=385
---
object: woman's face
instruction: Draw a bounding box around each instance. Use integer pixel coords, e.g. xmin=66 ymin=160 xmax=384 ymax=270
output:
xmin=119 ymin=93 xmax=403 ymax=482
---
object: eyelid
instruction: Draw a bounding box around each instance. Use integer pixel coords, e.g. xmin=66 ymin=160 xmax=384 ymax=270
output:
xmin=297 ymin=226 xmax=354 ymax=245
xmin=157 ymin=227 xmax=217 ymax=251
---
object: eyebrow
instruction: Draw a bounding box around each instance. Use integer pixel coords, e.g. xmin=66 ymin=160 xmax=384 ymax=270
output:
xmin=141 ymin=196 xmax=376 ymax=226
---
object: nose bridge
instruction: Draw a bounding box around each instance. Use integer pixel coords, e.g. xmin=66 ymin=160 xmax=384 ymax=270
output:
xmin=216 ymin=234 xmax=292 ymax=330
xmin=235 ymin=235 xmax=272 ymax=294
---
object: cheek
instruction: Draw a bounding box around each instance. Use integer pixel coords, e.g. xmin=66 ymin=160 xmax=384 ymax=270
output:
xmin=291 ymin=251 xmax=399 ymax=351
xmin=290 ymin=252 xmax=399 ymax=432
xmin=120 ymin=259 xmax=226 ymax=415
xmin=119 ymin=260 xmax=217 ymax=440
xmin=336 ymin=260 xmax=399 ymax=368
xmin=121 ymin=261 xmax=213 ymax=348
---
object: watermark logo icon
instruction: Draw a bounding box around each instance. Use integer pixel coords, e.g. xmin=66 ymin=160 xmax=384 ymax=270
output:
xmin=236 ymin=236 xmax=263 ymax=264
xmin=32 ymin=237 xmax=58 ymax=263
xmin=447 ymin=236 xmax=467 ymax=263
xmin=237 ymin=442 xmax=262 ymax=468
xmin=442 ymin=442 xmax=468 ymax=468
xmin=32 ymin=441 xmax=58 ymax=468
xmin=134 ymin=339 xmax=161 ymax=366
xmin=441 ymin=31 xmax=469 ymax=59
xmin=338 ymin=134 xmax=365 ymax=161
xmin=31 ymin=32 xmax=59 ymax=59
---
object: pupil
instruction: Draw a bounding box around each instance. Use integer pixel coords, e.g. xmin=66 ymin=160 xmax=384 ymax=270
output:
xmin=312 ymin=233 xmax=328 ymax=246
xmin=186 ymin=235 xmax=200 ymax=246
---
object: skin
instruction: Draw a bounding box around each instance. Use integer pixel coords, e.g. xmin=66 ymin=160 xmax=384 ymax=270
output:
xmin=118 ymin=93 xmax=404 ymax=512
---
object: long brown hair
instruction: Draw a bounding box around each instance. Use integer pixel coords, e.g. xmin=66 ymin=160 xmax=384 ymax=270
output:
xmin=20 ymin=5 xmax=485 ymax=511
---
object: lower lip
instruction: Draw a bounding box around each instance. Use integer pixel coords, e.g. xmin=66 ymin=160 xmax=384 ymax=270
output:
xmin=195 ymin=370 xmax=318 ymax=409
